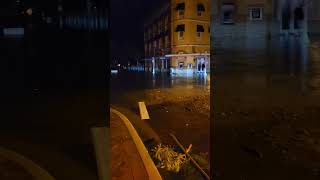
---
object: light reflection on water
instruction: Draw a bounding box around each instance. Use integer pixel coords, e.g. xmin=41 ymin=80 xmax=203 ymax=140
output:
xmin=110 ymin=71 xmax=210 ymax=103
xmin=213 ymin=36 xmax=320 ymax=96
xmin=111 ymin=71 xmax=209 ymax=90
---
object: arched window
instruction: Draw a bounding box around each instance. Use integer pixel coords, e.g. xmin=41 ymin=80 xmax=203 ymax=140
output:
xmin=197 ymin=4 xmax=205 ymax=16
xmin=196 ymin=25 xmax=204 ymax=38
xmin=176 ymin=3 xmax=185 ymax=18
xmin=176 ymin=24 xmax=185 ymax=40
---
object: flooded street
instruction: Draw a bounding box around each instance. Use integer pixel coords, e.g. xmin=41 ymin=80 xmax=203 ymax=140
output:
xmin=213 ymin=36 xmax=320 ymax=180
xmin=110 ymin=72 xmax=210 ymax=163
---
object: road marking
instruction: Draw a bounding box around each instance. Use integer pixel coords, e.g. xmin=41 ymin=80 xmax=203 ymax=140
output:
xmin=138 ymin=102 xmax=150 ymax=120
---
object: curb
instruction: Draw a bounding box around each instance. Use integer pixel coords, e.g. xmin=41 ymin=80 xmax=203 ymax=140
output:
xmin=0 ymin=147 xmax=55 ymax=180
xmin=91 ymin=127 xmax=109 ymax=180
xmin=110 ymin=105 xmax=161 ymax=143
xmin=111 ymin=108 xmax=163 ymax=180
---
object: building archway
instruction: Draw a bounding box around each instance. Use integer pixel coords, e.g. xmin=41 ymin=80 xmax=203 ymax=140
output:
xmin=196 ymin=57 xmax=206 ymax=73
xmin=280 ymin=0 xmax=307 ymax=36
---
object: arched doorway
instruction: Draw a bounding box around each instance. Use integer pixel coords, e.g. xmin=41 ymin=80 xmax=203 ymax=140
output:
xmin=280 ymin=0 xmax=307 ymax=34
xmin=196 ymin=57 xmax=206 ymax=73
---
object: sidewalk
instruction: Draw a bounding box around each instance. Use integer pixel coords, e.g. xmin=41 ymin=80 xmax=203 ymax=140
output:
xmin=0 ymin=155 xmax=34 ymax=180
xmin=110 ymin=111 xmax=149 ymax=180
xmin=0 ymin=147 xmax=55 ymax=180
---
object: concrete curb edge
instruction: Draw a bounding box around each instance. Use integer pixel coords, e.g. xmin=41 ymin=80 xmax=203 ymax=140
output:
xmin=111 ymin=108 xmax=163 ymax=180
xmin=0 ymin=147 xmax=55 ymax=180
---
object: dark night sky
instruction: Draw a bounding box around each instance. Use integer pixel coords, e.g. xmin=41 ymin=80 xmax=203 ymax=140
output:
xmin=110 ymin=0 xmax=164 ymax=62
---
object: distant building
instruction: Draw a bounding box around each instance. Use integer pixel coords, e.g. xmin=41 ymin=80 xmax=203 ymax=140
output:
xmin=144 ymin=0 xmax=211 ymax=75
xmin=211 ymin=0 xmax=320 ymax=48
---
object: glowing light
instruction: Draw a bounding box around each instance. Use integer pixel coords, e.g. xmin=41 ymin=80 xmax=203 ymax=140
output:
xmin=111 ymin=70 xmax=118 ymax=74
xmin=26 ymin=8 xmax=33 ymax=16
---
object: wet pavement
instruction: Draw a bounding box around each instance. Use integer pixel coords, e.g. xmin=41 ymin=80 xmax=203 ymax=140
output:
xmin=110 ymin=71 xmax=211 ymax=178
xmin=213 ymin=36 xmax=320 ymax=180
xmin=111 ymin=72 xmax=210 ymax=179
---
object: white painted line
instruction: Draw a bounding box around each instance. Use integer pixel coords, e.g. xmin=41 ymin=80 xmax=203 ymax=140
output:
xmin=91 ymin=127 xmax=109 ymax=180
xmin=111 ymin=108 xmax=162 ymax=180
xmin=138 ymin=102 xmax=150 ymax=120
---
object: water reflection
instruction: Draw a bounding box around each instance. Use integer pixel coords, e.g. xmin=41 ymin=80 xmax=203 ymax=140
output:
xmin=111 ymin=71 xmax=210 ymax=98
xmin=214 ymin=35 xmax=320 ymax=97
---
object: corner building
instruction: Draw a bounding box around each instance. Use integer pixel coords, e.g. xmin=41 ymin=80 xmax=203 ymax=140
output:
xmin=144 ymin=0 xmax=211 ymax=75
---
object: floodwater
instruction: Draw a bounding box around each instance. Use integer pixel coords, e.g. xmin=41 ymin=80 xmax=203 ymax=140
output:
xmin=213 ymin=36 xmax=320 ymax=180
xmin=111 ymin=71 xmax=209 ymax=96
xmin=111 ymin=71 xmax=211 ymax=179
xmin=215 ymin=36 xmax=320 ymax=90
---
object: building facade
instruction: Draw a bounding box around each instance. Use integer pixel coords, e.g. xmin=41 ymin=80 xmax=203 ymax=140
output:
xmin=144 ymin=0 xmax=211 ymax=75
xmin=211 ymin=0 xmax=320 ymax=48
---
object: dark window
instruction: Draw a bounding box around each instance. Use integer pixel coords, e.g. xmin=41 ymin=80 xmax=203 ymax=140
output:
xmin=282 ymin=5 xmax=290 ymax=29
xmin=197 ymin=25 xmax=205 ymax=32
xmin=197 ymin=4 xmax=205 ymax=12
xmin=221 ymin=3 xmax=235 ymax=24
xmin=294 ymin=7 xmax=304 ymax=29
xmin=176 ymin=3 xmax=185 ymax=11
xmin=179 ymin=62 xmax=184 ymax=69
xmin=250 ymin=8 xmax=262 ymax=20
xmin=176 ymin=24 xmax=185 ymax=32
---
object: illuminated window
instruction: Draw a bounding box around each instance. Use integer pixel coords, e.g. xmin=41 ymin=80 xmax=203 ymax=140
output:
xmin=197 ymin=4 xmax=205 ymax=16
xmin=249 ymin=7 xmax=263 ymax=20
xmin=176 ymin=24 xmax=185 ymax=40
